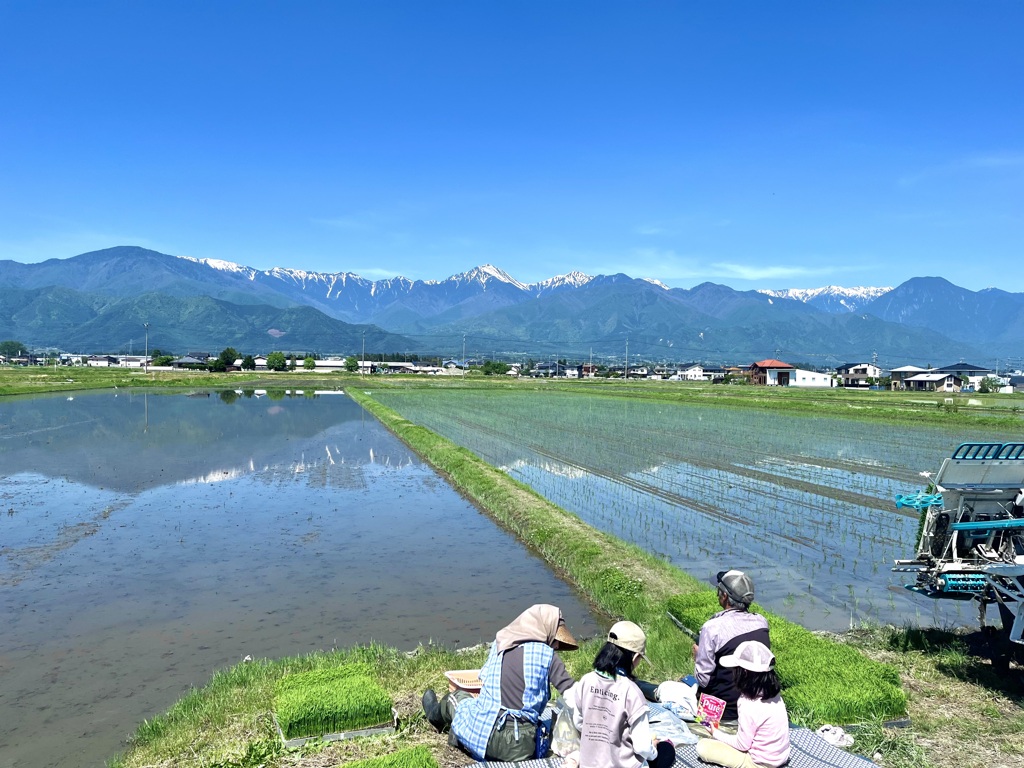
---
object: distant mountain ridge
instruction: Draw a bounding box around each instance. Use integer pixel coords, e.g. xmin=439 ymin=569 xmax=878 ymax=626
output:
xmin=1 ymin=246 xmax=1021 ymax=366
xmin=758 ymin=285 xmax=893 ymax=313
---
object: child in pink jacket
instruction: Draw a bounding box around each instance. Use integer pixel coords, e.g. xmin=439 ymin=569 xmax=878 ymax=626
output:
xmin=696 ymin=641 xmax=790 ymax=768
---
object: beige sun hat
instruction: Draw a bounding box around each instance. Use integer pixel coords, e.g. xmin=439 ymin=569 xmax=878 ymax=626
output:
xmin=555 ymin=621 xmax=579 ymax=650
xmin=606 ymin=620 xmax=648 ymax=662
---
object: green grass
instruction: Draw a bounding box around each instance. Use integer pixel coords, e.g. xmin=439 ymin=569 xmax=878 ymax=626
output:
xmin=665 ymin=592 xmax=906 ymax=724
xmin=345 ymin=745 xmax=439 ymax=768
xmin=275 ymin=663 xmax=394 ymax=739
xmin=110 ymin=644 xmax=475 ymax=767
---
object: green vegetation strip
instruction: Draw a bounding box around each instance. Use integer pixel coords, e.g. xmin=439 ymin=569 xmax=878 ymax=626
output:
xmin=275 ymin=662 xmax=394 ymax=740
xmin=345 ymin=745 xmax=438 ymax=768
xmin=111 ymin=643 xmax=479 ymax=768
xmin=348 ymin=389 xmax=907 ymax=724
xmin=667 ymin=593 xmax=905 ymax=724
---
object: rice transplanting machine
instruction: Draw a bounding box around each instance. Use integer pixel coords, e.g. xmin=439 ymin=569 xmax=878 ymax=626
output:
xmin=893 ymin=442 xmax=1024 ymax=648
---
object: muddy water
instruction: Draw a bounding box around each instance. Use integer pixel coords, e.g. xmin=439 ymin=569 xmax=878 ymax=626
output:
xmin=0 ymin=390 xmax=600 ymax=768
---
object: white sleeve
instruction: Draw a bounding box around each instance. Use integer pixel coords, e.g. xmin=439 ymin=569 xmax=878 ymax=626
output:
xmin=631 ymin=712 xmax=658 ymax=761
xmin=566 ymin=680 xmax=584 ymax=731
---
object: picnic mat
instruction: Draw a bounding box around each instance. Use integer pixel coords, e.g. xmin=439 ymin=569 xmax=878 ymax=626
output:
xmin=469 ymin=726 xmax=880 ymax=768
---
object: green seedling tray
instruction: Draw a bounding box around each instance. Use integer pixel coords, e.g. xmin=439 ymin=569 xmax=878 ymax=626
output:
xmin=272 ymin=707 xmax=398 ymax=748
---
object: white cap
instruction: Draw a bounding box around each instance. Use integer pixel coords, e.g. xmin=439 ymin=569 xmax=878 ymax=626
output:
xmin=720 ymin=641 xmax=775 ymax=673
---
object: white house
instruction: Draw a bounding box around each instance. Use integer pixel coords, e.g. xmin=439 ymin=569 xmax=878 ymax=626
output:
xmin=790 ymin=369 xmax=836 ymax=388
xmin=836 ymin=362 xmax=883 ymax=387
xmin=677 ymin=363 xmax=706 ymax=381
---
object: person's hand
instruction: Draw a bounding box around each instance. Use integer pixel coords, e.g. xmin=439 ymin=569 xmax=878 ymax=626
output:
xmin=692 ymin=642 xmax=699 ymax=658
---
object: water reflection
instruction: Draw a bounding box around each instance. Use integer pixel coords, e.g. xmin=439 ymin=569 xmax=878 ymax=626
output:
xmin=375 ymin=390 xmax=1020 ymax=636
xmin=0 ymin=391 xmax=599 ymax=768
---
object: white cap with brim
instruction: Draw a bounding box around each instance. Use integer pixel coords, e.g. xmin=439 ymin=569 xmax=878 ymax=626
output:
xmin=720 ymin=640 xmax=775 ymax=672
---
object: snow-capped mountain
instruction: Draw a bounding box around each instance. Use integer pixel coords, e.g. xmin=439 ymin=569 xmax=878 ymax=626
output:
xmin=4 ymin=246 xmax=1023 ymax=362
xmin=758 ymin=285 xmax=893 ymax=313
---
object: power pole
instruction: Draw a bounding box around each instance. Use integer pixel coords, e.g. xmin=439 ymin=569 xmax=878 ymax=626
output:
xmin=462 ymin=334 xmax=466 ymax=379
xmin=361 ymin=330 xmax=365 ymax=376
xmin=144 ymin=323 xmax=150 ymax=372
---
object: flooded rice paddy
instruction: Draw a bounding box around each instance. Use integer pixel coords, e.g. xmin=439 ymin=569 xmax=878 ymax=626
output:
xmin=374 ymin=389 xmax=1024 ymax=634
xmin=0 ymin=390 xmax=600 ymax=768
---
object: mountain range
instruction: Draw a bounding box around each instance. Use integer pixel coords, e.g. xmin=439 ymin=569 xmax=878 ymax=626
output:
xmin=2 ymin=246 xmax=1021 ymax=368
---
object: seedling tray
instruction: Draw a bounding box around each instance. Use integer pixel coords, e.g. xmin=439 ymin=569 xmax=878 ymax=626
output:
xmin=272 ymin=707 xmax=398 ymax=747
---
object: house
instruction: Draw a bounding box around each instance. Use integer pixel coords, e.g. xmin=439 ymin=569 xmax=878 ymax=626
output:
xmin=86 ymin=355 xmax=119 ymax=367
xmin=904 ymin=372 xmax=965 ymax=392
xmin=934 ymin=363 xmax=992 ymax=390
xmin=118 ymin=356 xmax=149 ymax=368
xmin=835 ymin=362 xmax=883 ymax=388
xmin=889 ymin=365 xmax=928 ymax=390
xmin=748 ymin=359 xmax=795 ymax=386
xmin=701 ymin=365 xmax=728 ymax=383
xmin=790 ymin=369 xmax=836 ymax=388
xmin=171 ymin=355 xmax=209 ymax=369
xmin=676 ymin=363 xmax=706 ymax=381
xmin=581 ymin=363 xmax=598 ymax=378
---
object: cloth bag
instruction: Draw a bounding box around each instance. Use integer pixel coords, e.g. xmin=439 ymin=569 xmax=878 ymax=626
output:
xmin=655 ymin=680 xmax=699 ymax=721
xmin=648 ymin=702 xmax=698 ymax=746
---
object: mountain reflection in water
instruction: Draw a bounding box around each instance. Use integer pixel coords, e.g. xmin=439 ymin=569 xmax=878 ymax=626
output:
xmin=0 ymin=390 xmax=599 ymax=768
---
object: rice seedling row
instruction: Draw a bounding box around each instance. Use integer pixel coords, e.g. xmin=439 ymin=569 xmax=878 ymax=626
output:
xmin=376 ymin=389 xmax=1021 ymax=631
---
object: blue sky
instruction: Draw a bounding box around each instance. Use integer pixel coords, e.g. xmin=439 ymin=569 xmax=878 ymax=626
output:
xmin=1 ymin=1 xmax=1021 ymax=291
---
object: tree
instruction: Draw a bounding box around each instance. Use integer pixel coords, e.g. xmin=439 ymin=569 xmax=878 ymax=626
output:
xmin=0 ymin=340 xmax=26 ymax=359
xmin=288 ymin=354 xmax=297 ymax=371
xmin=979 ymin=376 xmax=1002 ymax=394
xmin=482 ymin=360 xmax=510 ymax=376
xmin=241 ymin=355 xmax=256 ymax=371
xmin=303 ymin=356 xmax=316 ymax=370
xmin=218 ymin=347 xmax=240 ymax=370
xmin=344 ymin=356 xmax=359 ymax=373
xmin=153 ymin=354 xmax=175 ymax=366
xmin=266 ymin=351 xmax=287 ymax=371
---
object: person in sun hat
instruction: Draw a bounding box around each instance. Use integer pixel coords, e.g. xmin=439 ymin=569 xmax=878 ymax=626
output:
xmin=695 ymin=640 xmax=790 ymax=768
xmin=421 ymin=603 xmax=578 ymax=761
xmin=692 ymin=569 xmax=771 ymax=726
xmin=563 ymin=620 xmax=677 ymax=768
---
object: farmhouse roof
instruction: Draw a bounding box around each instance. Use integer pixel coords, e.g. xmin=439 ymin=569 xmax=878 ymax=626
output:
xmin=751 ymin=359 xmax=793 ymax=369
xmin=890 ymin=365 xmax=928 ymax=373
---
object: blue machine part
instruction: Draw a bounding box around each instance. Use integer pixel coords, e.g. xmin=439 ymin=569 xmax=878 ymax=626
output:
xmin=894 ymin=492 xmax=944 ymax=509
xmin=937 ymin=574 xmax=989 ymax=593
